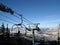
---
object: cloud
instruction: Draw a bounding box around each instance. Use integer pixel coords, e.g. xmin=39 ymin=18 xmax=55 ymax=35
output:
xmin=38 ymin=19 xmax=60 ymax=28
xmin=40 ymin=19 xmax=60 ymax=24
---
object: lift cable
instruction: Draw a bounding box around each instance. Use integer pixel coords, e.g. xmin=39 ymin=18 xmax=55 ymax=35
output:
xmin=0 ymin=18 xmax=16 ymax=24
xmin=0 ymin=3 xmax=33 ymax=24
xmin=14 ymin=11 xmax=33 ymax=24
xmin=0 ymin=13 xmax=18 ymax=23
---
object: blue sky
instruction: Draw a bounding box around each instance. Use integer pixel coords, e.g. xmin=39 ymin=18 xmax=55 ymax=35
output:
xmin=0 ymin=0 xmax=60 ymax=28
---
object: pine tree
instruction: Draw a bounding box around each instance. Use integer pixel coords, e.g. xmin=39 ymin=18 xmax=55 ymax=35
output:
xmin=1 ymin=23 xmax=5 ymax=39
xmin=6 ymin=24 xmax=10 ymax=38
xmin=6 ymin=24 xmax=9 ymax=33
xmin=1 ymin=23 xmax=5 ymax=34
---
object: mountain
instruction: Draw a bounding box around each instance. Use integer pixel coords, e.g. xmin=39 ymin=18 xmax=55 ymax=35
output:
xmin=10 ymin=26 xmax=59 ymax=41
xmin=39 ymin=27 xmax=58 ymax=41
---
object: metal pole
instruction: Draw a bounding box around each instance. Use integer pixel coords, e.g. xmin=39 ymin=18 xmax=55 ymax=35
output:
xmin=32 ymin=29 xmax=35 ymax=45
xmin=58 ymin=24 xmax=60 ymax=45
xmin=20 ymin=15 xmax=23 ymax=25
xmin=58 ymin=27 xmax=59 ymax=45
